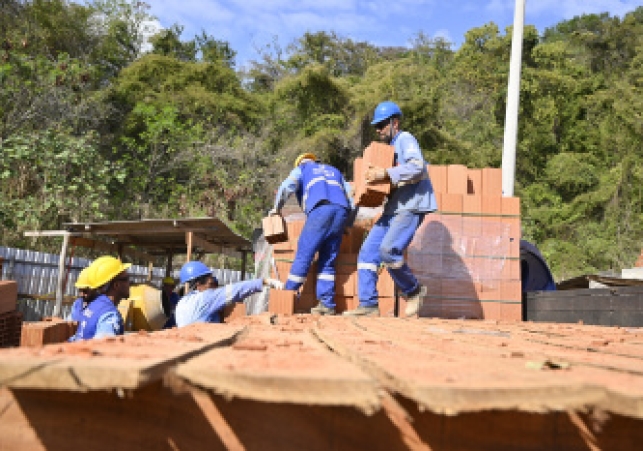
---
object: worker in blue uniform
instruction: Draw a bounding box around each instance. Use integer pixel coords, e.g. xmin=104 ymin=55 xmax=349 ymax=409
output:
xmin=269 ymin=153 xmax=354 ymax=315
xmin=161 ymin=276 xmax=181 ymax=328
xmin=175 ymin=261 xmax=283 ymax=326
xmin=67 ymin=266 xmax=95 ymax=322
xmin=343 ymin=101 xmax=438 ymax=317
xmin=69 ymin=256 xmax=130 ymax=340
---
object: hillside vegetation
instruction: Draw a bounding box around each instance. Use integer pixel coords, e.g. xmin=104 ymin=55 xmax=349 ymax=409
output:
xmin=1 ymin=1 xmax=643 ymax=280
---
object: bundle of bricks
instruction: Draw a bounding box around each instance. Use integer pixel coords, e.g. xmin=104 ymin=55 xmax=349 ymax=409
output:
xmin=411 ymin=164 xmax=522 ymax=321
xmin=0 ymin=280 xmax=22 ymax=348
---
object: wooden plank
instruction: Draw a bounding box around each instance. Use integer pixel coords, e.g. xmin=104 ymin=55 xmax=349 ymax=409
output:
xmin=174 ymin=321 xmax=380 ymax=413
xmin=0 ymin=324 xmax=244 ymax=390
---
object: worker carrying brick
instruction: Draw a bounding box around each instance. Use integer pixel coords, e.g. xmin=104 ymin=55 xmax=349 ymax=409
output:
xmin=343 ymin=101 xmax=438 ymax=318
xmin=175 ymin=261 xmax=283 ymax=326
xmin=269 ymin=153 xmax=355 ymax=315
xmin=69 ymin=256 xmax=131 ymax=341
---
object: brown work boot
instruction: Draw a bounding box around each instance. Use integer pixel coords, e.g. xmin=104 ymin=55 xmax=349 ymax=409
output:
xmin=342 ymin=305 xmax=380 ymax=317
xmin=310 ymin=302 xmax=335 ymax=316
xmin=402 ymin=285 xmax=427 ymax=318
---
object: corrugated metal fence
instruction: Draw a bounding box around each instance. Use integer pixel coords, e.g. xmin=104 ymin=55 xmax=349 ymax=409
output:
xmin=0 ymin=246 xmax=249 ymax=321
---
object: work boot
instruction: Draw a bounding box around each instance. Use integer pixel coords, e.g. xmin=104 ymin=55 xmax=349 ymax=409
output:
xmin=310 ymin=302 xmax=335 ymax=316
xmin=402 ymin=285 xmax=427 ymax=318
xmin=342 ymin=305 xmax=379 ymax=317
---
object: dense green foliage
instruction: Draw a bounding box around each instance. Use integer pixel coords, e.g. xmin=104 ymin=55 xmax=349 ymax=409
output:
xmin=1 ymin=1 xmax=642 ymax=280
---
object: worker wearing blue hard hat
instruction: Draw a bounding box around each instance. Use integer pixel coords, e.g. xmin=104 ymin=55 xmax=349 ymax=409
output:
xmin=343 ymin=101 xmax=438 ymax=318
xmin=174 ymin=261 xmax=283 ymax=326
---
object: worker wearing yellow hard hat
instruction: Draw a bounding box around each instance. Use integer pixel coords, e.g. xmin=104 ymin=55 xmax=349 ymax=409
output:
xmin=66 ymin=267 xmax=96 ymax=322
xmin=69 ymin=255 xmax=132 ymax=341
xmin=267 ymin=152 xmax=355 ymax=316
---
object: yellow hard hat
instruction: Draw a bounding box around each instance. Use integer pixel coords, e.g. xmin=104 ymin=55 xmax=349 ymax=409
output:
xmin=75 ymin=267 xmax=92 ymax=289
xmin=162 ymin=276 xmax=176 ymax=285
xmin=87 ymin=256 xmax=131 ymax=289
xmin=294 ymin=153 xmax=318 ymax=168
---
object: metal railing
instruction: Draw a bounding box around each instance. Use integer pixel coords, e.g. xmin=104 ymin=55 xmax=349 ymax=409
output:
xmin=0 ymin=246 xmax=249 ymax=321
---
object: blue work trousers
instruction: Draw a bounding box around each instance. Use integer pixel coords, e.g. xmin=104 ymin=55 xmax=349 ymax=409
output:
xmin=357 ymin=211 xmax=425 ymax=307
xmin=285 ymin=203 xmax=348 ymax=308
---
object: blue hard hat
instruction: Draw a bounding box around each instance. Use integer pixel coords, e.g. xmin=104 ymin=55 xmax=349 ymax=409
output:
xmin=179 ymin=261 xmax=212 ymax=284
xmin=371 ymin=101 xmax=403 ymax=125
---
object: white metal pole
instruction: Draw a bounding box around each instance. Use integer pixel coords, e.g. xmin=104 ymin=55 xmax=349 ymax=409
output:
xmin=54 ymin=232 xmax=71 ymax=318
xmin=501 ymin=0 xmax=526 ymax=197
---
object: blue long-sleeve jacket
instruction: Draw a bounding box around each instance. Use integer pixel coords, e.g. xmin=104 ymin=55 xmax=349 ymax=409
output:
xmin=274 ymin=163 xmax=355 ymax=214
xmin=384 ymin=131 xmax=438 ymax=215
xmin=175 ymin=278 xmax=264 ymax=326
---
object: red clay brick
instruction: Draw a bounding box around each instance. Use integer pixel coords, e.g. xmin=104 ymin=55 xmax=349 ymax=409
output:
xmin=500 ymin=303 xmax=522 ymax=321
xmin=428 ymin=164 xmax=447 ymax=194
xmin=467 ymin=169 xmax=482 ymax=195
xmin=223 ymin=302 xmax=247 ymax=323
xmin=268 ymin=289 xmax=296 ymax=315
xmin=462 ymin=195 xmax=482 ymax=215
xmin=482 ymin=168 xmax=502 ymax=197
xmin=446 ymin=165 xmax=468 ymax=195
xmin=262 ymin=215 xmax=288 ymax=244
xmin=336 ymin=272 xmax=356 ymax=296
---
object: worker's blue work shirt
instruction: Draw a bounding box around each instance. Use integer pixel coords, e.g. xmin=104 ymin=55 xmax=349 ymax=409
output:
xmin=175 ymin=279 xmax=264 ymax=327
xmin=68 ymin=294 xmax=124 ymax=341
xmin=274 ymin=162 xmax=353 ymax=214
xmin=384 ymin=131 xmax=438 ymax=215
xmin=162 ymin=291 xmax=181 ymax=328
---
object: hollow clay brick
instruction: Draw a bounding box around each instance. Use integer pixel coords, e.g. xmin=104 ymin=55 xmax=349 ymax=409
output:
xmin=376 ymin=269 xmax=395 ymax=297
xmin=447 ymin=165 xmax=468 ymax=195
xmin=462 ymin=195 xmax=482 ymax=215
xmin=334 ymin=296 xmax=358 ymax=314
xmin=428 ymin=164 xmax=447 ymax=194
xmin=482 ymin=167 xmax=503 ymax=197
xmin=262 ymin=215 xmax=288 ymax=244
xmin=223 ymin=302 xmax=247 ymax=323
xmin=268 ymin=289 xmax=296 ymax=315
xmin=467 ymin=169 xmax=482 ymax=195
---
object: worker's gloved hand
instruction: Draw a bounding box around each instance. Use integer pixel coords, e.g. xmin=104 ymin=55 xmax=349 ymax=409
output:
xmin=263 ymin=278 xmax=284 ymax=290
xmin=365 ymin=166 xmax=389 ymax=183
xmin=268 ymin=208 xmax=279 ymax=216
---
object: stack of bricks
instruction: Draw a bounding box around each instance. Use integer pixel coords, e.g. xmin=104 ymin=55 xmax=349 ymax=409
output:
xmin=407 ymin=164 xmax=522 ymax=321
xmin=0 ymin=281 xmax=22 ymax=348
xmin=20 ymin=317 xmax=77 ymax=347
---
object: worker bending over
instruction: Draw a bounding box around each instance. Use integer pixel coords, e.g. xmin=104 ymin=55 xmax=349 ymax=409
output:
xmin=344 ymin=101 xmax=437 ymax=317
xmin=69 ymin=256 xmax=131 ymax=340
xmin=175 ymin=261 xmax=283 ymax=326
xmin=270 ymin=153 xmax=354 ymax=315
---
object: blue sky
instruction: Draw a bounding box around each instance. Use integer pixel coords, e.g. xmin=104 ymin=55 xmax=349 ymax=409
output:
xmin=146 ymin=0 xmax=642 ymax=68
